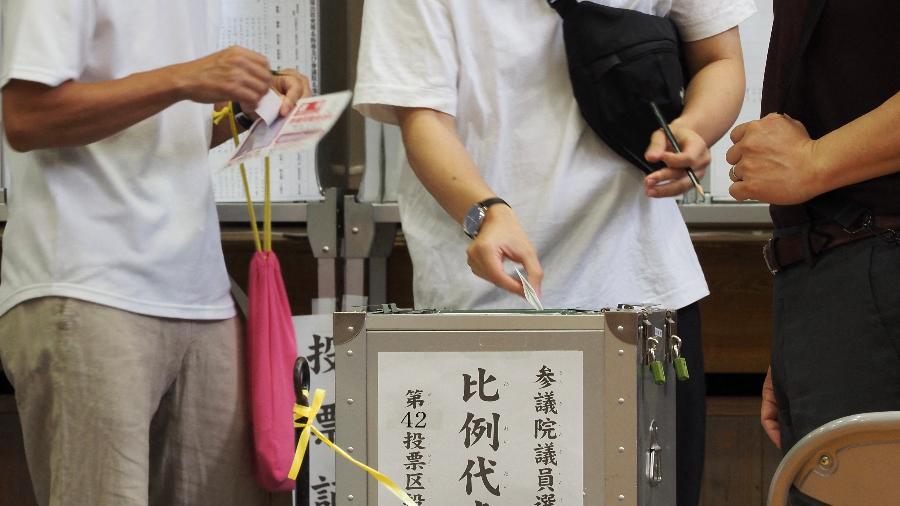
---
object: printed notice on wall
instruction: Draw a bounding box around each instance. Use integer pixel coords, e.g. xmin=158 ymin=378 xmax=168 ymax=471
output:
xmin=293 ymin=314 xmax=337 ymax=506
xmin=211 ymin=0 xmax=322 ymax=202
xmin=378 ymin=351 xmax=585 ymax=506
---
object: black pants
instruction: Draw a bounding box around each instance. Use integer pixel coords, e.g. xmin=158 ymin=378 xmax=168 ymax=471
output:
xmin=676 ymin=302 xmax=705 ymax=506
xmin=772 ymin=237 xmax=900 ymax=505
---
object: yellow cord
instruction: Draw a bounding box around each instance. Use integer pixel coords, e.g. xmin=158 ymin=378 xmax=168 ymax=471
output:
xmin=215 ymin=103 xmax=264 ymax=253
xmin=290 ymin=389 xmax=419 ymax=506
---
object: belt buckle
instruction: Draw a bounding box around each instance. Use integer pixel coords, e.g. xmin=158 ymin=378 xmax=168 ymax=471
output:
xmin=762 ymin=239 xmax=780 ymax=275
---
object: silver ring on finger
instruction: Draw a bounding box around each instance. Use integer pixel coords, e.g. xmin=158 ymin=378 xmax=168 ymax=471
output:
xmin=729 ymin=165 xmax=742 ymax=182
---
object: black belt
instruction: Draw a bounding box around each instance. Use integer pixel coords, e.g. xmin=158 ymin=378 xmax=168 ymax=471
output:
xmin=763 ymin=215 xmax=900 ymax=274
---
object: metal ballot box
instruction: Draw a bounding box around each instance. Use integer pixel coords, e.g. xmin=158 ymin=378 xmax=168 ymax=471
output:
xmin=333 ymin=307 xmax=680 ymax=506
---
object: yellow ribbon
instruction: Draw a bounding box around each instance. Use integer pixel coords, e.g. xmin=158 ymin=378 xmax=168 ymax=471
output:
xmin=290 ymin=388 xmax=419 ymax=506
xmin=212 ymin=103 xmax=268 ymax=253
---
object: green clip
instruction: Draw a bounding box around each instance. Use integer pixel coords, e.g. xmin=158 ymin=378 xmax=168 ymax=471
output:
xmin=650 ymin=360 xmax=666 ymax=385
xmin=674 ymin=357 xmax=690 ymax=381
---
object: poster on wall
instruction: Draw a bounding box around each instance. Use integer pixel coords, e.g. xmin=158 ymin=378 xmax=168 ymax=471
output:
xmin=378 ymin=351 xmax=585 ymax=506
xmin=293 ymin=313 xmax=338 ymax=505
xmin=211 ymin=0 xmax=323 ymax=203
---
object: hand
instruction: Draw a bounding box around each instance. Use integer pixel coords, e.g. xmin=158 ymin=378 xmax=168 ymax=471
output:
xmin=466 ymin=205 xmax=544 ymax=297
xmin=761 ymin=365 xmax=781 ymax=449
xmin=643 ymin=124 xmax=710 ymax=198
xmin=726 ymin=113 xmax=821 ymax=204
xmin=270 ymin=69 xmax=313 ymax=116
xmin=173 ymin=46 xmax=273 ymax=108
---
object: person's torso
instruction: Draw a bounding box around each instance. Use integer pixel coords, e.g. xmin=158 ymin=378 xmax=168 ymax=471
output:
xmin=398 ymin=0 xmax=708 ymax=311
xmin=764 ymin=0 xmax=900 ymax=227
xmin=0 ymin=0 xmax=235 ymax=319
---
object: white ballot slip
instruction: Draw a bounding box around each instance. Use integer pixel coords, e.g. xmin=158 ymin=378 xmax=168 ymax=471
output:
xmin=515 ymin=266 xmax=544 ymax=311
xmin=254 ymin=89 xmax=283 ymax=126
xmin=227 ymin=90 xmax=352 ymax=167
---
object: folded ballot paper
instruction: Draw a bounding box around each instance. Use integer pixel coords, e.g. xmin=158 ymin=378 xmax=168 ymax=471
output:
xmin=227 ymin=90 xmax=352 ymax=167
xmin=515 ymin=266 xmax=544 ymax=311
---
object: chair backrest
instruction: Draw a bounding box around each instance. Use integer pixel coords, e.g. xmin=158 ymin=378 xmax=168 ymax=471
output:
xmin=767 ymin=411 xmax=900 ymax=505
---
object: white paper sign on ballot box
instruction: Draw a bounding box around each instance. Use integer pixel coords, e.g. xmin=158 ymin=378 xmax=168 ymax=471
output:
xmin=378 ymin=351 xmax=585 ymax=506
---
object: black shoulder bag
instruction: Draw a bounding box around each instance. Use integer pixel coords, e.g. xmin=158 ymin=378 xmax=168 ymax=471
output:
xmin=547 ymin=0 xmax=685 ymax=175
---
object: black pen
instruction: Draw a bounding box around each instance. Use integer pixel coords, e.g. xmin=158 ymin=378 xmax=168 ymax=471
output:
xmin=649 ymin=101 xmax=706 ymax=199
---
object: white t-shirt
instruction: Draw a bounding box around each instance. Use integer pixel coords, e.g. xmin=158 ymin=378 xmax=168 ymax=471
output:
xmin=0 ymin=0 xmax=235 ymax=319
xmin=355 ymin=0 xmax=756 ymax=311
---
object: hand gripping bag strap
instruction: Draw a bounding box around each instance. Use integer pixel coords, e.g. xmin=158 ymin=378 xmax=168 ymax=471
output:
xmin=546 ymin=0 xmax=685 ymax=175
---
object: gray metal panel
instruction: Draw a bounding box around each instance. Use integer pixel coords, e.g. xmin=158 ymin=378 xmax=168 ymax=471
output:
xmin=634 ymin=311 xmax=677 ymax=506
xmin=678 ymin=202 xmax=772 ymax=225
xmin=364 ymin=311 xmax=606 ymax=332
xmin=215 ymin=202 xmax=309 ymax=223
xmin=358 ymin=201 xmax=774 ymax=226
xmin=335 ymin=313 xmax=369 ymax=506
xmin=334 ymin=310 xmax=677 ymax=506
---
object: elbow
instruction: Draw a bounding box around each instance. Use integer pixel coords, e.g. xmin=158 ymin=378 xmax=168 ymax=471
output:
xmin=3 ymin=103 xmax=39 ymax=152
xmin=4 ymin=122 xmax=38 ymax=152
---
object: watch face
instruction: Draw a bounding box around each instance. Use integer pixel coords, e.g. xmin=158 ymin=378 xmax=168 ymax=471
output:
xmin=463 ymin=205 xmax=487 ymax=238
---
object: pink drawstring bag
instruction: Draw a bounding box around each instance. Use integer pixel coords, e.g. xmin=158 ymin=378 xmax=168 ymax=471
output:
xmin=247 ymin=249 xmax=298 ymax=491
xmin=216 ymin=104 xmax=298 ymax=491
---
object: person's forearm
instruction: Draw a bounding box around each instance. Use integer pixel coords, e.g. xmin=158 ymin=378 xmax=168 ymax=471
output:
xmin=810 ymin=92 xmax=900 ymax=194
xmin=674 ymin=27 xmax=746 ymax=145
xmin=2 ymin=65 xmax=193 ymax=152
xmin=397 ymin=108 xmax=495 ymax=223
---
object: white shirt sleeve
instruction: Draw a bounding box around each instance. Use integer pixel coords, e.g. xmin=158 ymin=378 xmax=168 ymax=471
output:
xmin=1 ymin=0 xmax=94 ymax=88
xmin=668 ymin=0 xmax=757 ymax=42
xmin=353 ymin=0 xmax=459 ymax=124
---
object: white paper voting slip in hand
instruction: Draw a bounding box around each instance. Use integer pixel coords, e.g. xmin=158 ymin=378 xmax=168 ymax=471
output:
xmin=227 ymin=90 xmax=352 ymax=167
xmin=515 ymin=266 xmax=544 ymax=310
xmin=254 ymin=89 xmax=283 ymax=126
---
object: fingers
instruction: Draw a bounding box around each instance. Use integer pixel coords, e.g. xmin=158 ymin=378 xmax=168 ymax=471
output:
xmin=272 ymin=69 xmax=312 ymax=116
xmin=467 ymin=241 xmax=524 ymax=295
xmin=506 ymin=246 xmax=544 ymax=297
xmin=761 ymin=367 xmax=781 ymax=449
xmin=644 ymin=129 xmax=669 ymax=163
xmin=728 ymin=180 xmax=752 ymax=201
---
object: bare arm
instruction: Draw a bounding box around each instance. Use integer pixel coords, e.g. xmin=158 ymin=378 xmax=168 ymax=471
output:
xmin=644 ymin=26 xmax=747 ymax=197
xmin=3 ymin=46 xmax=273 ymax=152
xmin=396 ymin=107 xmax=543 ymax=295
xmin=727 ymin=92 xmax=900 ymax=203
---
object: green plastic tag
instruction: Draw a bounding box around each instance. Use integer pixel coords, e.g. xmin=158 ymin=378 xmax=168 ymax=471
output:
xmin=674 ymin=357 xmax=690 ymax=382
xmin=650 ymin=361 xmax=666 ymax=385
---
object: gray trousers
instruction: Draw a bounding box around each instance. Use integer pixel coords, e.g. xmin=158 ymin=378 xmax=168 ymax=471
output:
xmin=0 ymin=297 xmax=268 ymax=506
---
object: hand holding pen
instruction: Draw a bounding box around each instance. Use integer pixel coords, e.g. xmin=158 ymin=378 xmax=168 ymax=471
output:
xmin=644 ymin=101 xmax=707 ymax=199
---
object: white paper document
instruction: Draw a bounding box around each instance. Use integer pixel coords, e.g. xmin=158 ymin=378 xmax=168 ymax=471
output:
xmin=515 ymin=266 xmax=544 ymax=311
xmin=211 ymin=0 xmax=321 ymax=202
xmin=227 ymin=91 xmax=352 ymax=167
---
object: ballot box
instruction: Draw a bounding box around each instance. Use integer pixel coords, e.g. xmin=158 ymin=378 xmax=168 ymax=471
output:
xmin=333 ymin=306 xmax=681 ymax=506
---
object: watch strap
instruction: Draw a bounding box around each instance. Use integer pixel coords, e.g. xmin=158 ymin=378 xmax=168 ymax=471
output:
xmin=231 ymin=101 xmax=255 ymax=130
xmin=478 ymin=197 xmax=510 ymax=210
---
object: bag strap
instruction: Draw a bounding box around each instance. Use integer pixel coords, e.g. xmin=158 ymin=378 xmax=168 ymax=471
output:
xmin=779 ymin=0 xmax=827 ymax=112
xmin=547 ymin=0 xmax=577 ymax=17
